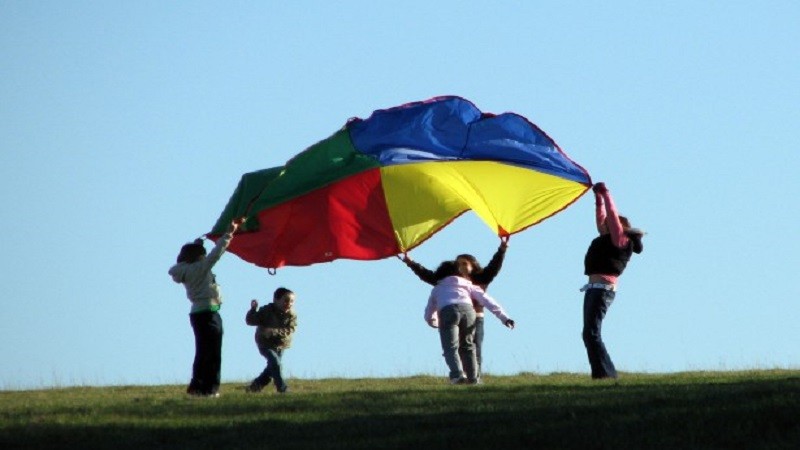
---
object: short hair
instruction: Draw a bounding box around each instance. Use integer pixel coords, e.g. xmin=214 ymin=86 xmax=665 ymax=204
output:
xmin=433 ymin=260 xmax=459 ymax=281
xmin=177 ymin=239 xmax=206 ymax=263
xmin=273 ymin=287 xmax=294 ymax=301
xmin=619 ymin=216 xmax=632 ymax=230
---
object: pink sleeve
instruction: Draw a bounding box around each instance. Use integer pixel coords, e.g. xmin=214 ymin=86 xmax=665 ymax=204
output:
xmin=469 ymin=285 xmax=510 ymax=323
xmin=595 ymin=192 xmax=606 ymax=232
xmin=600 ymin=190 xmax=629 ymax=248
xmin=424 ymin=292 xmax=438 ymax=322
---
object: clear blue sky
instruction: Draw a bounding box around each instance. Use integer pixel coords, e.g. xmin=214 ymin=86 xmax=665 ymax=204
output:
xmin=2 ymin=1 xmax=798 ymax=390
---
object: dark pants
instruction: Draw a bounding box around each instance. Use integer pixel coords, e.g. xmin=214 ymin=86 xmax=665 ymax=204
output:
xmin=188 ymin=311 xmax=223 ymax=394
xmin=253 ymin=347 xmax=288 ymax=392
xmin=582 ymin=288 xmax=618 ymax=379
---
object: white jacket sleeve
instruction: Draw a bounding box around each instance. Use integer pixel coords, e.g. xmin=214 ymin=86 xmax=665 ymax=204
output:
xmin=203 ymin=232 xmax=233 ymax=270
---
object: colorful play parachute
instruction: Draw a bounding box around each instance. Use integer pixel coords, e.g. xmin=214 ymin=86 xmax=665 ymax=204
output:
xmin=209 ymin=96 xmax=591 ymax=269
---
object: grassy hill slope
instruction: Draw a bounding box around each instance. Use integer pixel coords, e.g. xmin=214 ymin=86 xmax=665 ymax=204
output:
xmin=1 ymin=370 xmax=799 ymax=449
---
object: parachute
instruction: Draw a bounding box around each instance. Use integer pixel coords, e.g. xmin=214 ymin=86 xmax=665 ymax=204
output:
xmin=209 ymin=96 xmax=591 ymax=269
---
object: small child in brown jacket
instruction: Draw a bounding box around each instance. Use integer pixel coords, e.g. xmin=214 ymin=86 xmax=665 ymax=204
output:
xmin=245 ymin=287 xmax=297 ymax=393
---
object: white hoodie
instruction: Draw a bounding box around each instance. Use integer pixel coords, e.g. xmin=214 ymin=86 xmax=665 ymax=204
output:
xmin=168 ymin=232 xmax=233 ymax=314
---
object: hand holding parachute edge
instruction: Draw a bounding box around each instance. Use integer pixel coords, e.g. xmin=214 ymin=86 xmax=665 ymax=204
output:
xmin=592 ymin=182 xmax=608 ymax=194
xmin=226 ymin=217 xmax=246 ymax=235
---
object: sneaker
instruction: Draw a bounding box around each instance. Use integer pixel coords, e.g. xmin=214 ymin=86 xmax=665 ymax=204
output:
xmin=449 ymin=377 xmax=467 ymax=385
xmin=246 ymin=381 xmax=264 ymax=393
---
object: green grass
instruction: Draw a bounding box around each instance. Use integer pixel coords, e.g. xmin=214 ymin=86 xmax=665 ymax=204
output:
xmin=2 ymin=370 xmax=799 ymax=449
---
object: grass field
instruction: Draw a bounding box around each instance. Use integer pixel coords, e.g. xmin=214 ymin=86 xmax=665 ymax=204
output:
xmin=1 ymin=370 xmax=799 ymax=449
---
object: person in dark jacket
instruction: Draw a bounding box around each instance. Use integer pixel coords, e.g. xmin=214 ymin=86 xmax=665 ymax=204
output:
xmin=581 ymin=182 xmax=644 ymax=379
xmin=245 ymin=287 xmax=298 ymax=394
xmin=402 ymin=239 xmax=508 ymax=380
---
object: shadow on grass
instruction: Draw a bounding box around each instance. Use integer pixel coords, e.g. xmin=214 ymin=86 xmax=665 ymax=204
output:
xmin=2 ymin=377 xmax=799 ymax=450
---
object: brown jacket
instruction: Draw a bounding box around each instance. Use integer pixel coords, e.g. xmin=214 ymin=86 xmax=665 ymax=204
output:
xmin=246 ymin=303 xmax=297 ymax=350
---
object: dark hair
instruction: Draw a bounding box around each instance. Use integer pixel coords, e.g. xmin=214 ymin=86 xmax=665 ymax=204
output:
xmin=433 ymin=260 xmax=459 ymax=281
xmin=456 ymin=253 xmax=483 ymax=275
xmin=273 ymin=287 xmax=294 ymax=301
xmin=619 ymin=216 xmax=632 ymax=230
xmin=177 ymin=239 xmax=206 ymax=263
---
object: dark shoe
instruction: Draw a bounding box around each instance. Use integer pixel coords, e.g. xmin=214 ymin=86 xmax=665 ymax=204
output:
xmin=246 ymin=381 xmax=265 ymax=393
xmin=277 ymin=386 xmax=289 ymax=394
xmin=186 ymin=381 xmax=202 ymax=395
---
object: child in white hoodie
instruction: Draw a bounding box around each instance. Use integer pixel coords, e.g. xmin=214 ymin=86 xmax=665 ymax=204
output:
xmin=424 ymin=261 xmax=515 ymax=384
xmin=169 ymin=219 xmax=241 ymax=397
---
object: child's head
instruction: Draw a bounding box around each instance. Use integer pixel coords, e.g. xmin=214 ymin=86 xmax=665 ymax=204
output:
xmin=273 ymin=287 xmax=296 ymax=311
xmin=177 ymin=239 xmax=206 ymax=263
xmin=455 ymin=254 xmax=482 ymax=277
xmin=433 ymin=260 xmax=459 ymax=281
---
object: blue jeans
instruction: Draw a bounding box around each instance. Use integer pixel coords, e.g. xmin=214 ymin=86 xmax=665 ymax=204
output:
xmin=438 ymin=303 xmax=477 ymax=381
xmin=582 ymin=288 xmax=617 ymax=379
xmin=189 ymin=311 xmax=223 ymax=394
xmin=253 ymin=347 xmax=288 ymax=392
xmin=473 ymin=316 xmax=485 ymax=376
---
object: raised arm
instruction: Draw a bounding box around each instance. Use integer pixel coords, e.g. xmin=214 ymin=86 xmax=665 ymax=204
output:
xmin=471 ymin=240 xmax=508 ymax=287
xmin=594 ymin=190 xmax=607 ymax=233
xmin=203 ymin=219 xmax=242 ymax=270
xmin=245 ymin=301 xmax=260 ymax=326
xmin=401 ymin=255 xmax=438 ymax=286
xmin=594 ymin=183 xmax=629 ymax=248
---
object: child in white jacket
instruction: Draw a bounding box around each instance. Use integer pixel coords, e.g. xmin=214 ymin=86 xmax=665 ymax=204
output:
xmin=424 ymin=261 xmax=515 ymax=384
xmin=169 ymin=219 xmax=241 ymax=397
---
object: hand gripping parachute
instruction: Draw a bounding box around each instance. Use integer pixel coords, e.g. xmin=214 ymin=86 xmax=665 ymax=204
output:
xmin=209 ymin=96 xmax=592 ymax=270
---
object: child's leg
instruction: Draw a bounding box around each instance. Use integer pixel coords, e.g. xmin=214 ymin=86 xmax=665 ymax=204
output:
xmin=250 ymin=346 xmax=274 ymax=390
xmin=474 ymin=316 xmax=485 ymax=377
xmin=264 ymin=348 xmax=287 ymax=392
xmin=438 ymin=304 xmax=464 ymax=380
xmin=190 ymin=311 xmax=222 ymax=394
xmin=188 ymin=314 xmax=204 ymax=393
xmin=458 ymin=307 xmax=478 ymax=382
xmin=207 ymin=312 xmax=223 ymax=394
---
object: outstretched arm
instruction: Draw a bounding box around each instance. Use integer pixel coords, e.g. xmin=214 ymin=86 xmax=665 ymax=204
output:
xmin=401 ymin=255 xmax=438 ymax=286
xmin=469 ymin=285 xmax=512 ymax=326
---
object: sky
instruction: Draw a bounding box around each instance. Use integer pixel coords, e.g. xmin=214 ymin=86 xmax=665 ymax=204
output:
xmin=1 ymin=1 xmax=798 ymax=390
